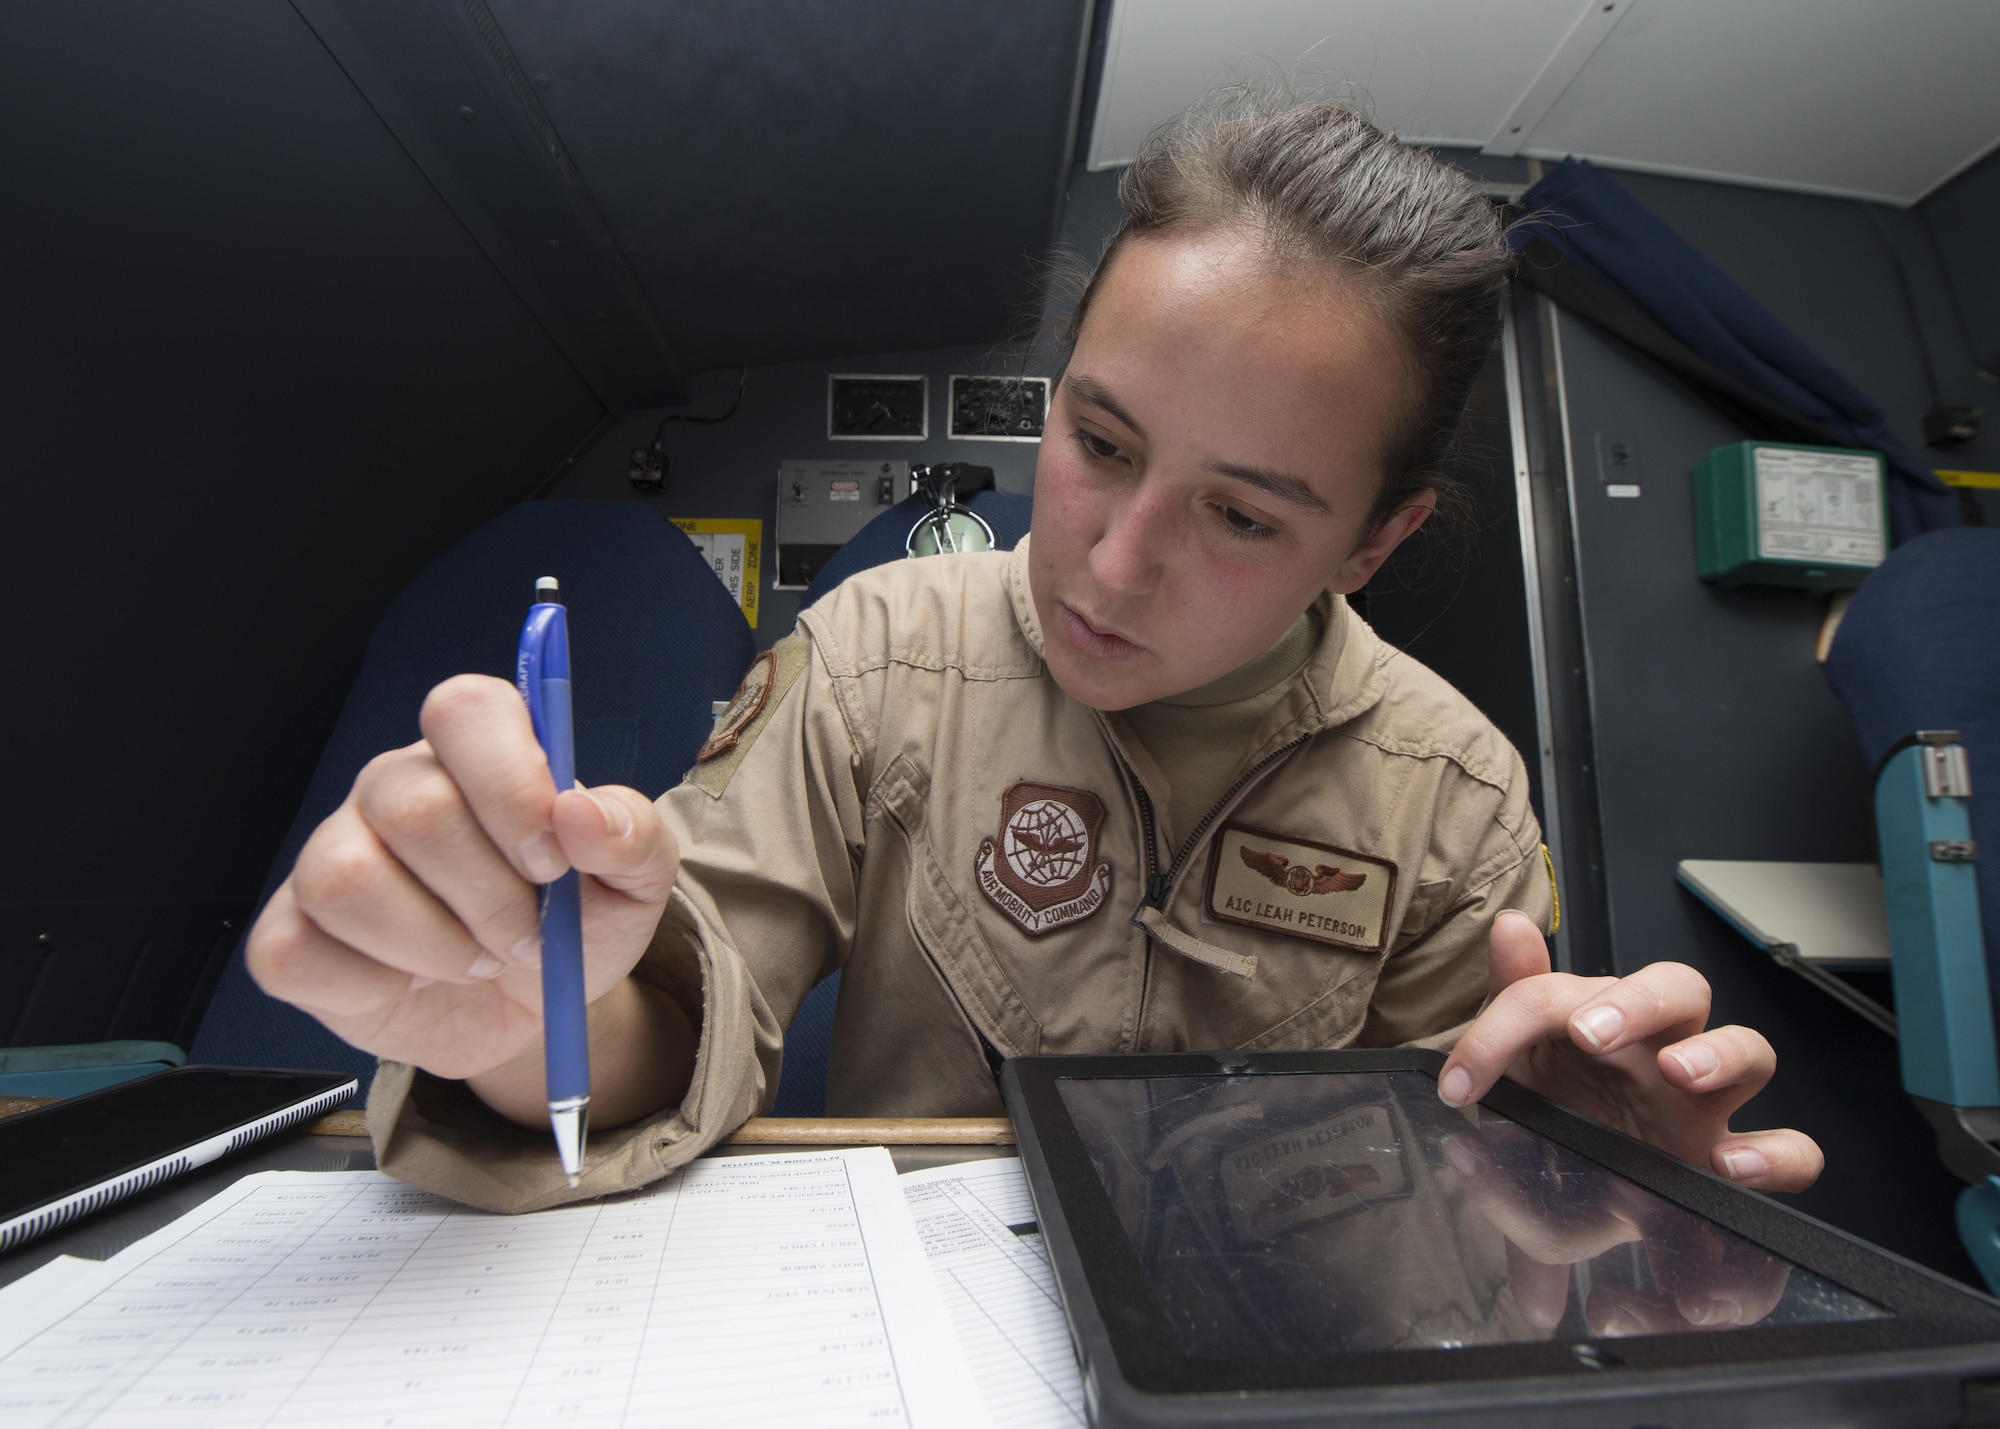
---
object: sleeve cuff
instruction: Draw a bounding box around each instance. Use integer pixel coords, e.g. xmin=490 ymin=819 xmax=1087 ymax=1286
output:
xmin=367 ymin=887 xmax=778 ymax=1214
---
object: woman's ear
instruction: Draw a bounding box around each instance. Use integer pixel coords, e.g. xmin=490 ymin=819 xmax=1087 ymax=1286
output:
xmin=1328 ymin=489 xmax=1437 ymax=594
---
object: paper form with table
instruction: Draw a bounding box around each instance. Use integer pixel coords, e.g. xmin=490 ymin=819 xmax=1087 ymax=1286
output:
xmin=0 ymin=1149 xmax=998 ymax=1428
xmin=901 ymin=1158 xmax=1085 ymax=1428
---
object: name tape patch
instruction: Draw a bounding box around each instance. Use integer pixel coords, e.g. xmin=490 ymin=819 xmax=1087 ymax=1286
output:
xmin=1219 ymin=1104 xmax=1411 ymax=1241
xmin=1205 ymin=823 xmax=1396 ymax=954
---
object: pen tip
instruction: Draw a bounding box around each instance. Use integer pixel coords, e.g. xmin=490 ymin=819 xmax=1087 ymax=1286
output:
xmin=565 ymin=1174 xmax=580 ymax=1189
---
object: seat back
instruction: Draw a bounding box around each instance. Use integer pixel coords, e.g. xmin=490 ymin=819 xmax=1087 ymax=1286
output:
xmin=770 ymin=489 xmax=1033 ymax=1115
xmin=191 ymin=500 xmax=756 ymax=1083
xmin=1826 ymin=527 xmax=2000 ymax=989
xmin=1826 ymin=529 xmax=2000 ymax=1134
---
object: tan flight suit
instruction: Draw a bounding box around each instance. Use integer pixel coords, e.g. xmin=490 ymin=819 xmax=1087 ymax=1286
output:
xmin=367 ymin=539 xmax=1555 ymax=1216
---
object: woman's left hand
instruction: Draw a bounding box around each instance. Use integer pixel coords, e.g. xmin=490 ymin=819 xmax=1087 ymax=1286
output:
xmin=1438 ymin=911 xmax=1824 ymax=1193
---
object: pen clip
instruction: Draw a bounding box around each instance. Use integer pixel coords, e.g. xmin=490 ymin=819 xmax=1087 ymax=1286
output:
xmin=515 ymin=600 xmax=570 ymax=764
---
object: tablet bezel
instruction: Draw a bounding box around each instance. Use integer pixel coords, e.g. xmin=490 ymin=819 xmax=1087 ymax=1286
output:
xmin=1003 ymin=1048 xmax=2000 ymax=1404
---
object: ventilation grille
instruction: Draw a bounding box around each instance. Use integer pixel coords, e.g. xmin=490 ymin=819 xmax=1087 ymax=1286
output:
xmin=0 ymin=1156 xmax=192 ymax=1253
xmin=224 ymin=1084 xmax=355 ymax=1154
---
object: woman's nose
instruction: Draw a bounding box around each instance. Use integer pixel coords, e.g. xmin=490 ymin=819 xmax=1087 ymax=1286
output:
xmin=1087 ymin=486 xmax=1168 ymax=597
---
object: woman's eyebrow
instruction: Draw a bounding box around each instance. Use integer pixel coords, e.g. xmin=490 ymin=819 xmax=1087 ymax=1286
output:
xmin=1064 ymin=373 xmax=1146 ymax=438
xmin=1205 ymin=460 xmax=1331 ymax=514
xmin=1068 ymin=371 xmax=1328 ymax=514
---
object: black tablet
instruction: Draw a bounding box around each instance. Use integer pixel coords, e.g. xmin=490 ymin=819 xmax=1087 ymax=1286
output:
xmin=1002 ymin=1049 xmax=2000 ymax=1428
xmin=0 ymin=1065 xmax=357 ymax=1253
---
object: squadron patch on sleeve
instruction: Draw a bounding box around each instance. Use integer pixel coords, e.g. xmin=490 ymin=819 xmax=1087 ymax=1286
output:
xmin=975 ymin=780 xmax=1113 ymax=936
xmin=699 ymin=649 xmax=777 ymax=762
xmin=1205 ymin=823 xmax=1396 ymax=953
xmin=688 ymin=636 xmax=811 ymax=797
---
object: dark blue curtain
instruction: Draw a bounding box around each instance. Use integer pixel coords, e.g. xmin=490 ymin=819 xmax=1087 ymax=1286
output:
xmin=1513 ymin=159 xmax=1959 ymax=543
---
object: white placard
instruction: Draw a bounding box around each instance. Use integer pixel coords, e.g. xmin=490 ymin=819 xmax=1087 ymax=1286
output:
xmin=1753 ymin=447 xmax=1884 ymax=567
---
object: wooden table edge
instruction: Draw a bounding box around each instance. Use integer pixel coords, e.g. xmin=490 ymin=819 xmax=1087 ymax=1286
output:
xmin=0 ymin=1096 xmax=1014 ymax=1146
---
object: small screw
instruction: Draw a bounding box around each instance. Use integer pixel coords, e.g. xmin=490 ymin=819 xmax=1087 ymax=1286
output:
xmin=458 ymin=105 xmax=476 ymax=121
xmin=36 ymin=933 xmax=51 ymax=945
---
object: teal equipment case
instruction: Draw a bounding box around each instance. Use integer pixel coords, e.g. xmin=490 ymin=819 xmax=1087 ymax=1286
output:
xmin=1693 ymin=441 xmax=1887 ymax=593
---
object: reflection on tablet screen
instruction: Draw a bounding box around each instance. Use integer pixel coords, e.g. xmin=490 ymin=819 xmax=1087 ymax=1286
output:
xmin=1056 ymin=1071 xmax=1883 ymax=1359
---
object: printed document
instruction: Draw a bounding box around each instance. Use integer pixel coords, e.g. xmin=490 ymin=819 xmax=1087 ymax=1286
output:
xmin=901 ymin=1158 xmax=1084 ymax=1428
xmin=0 ymin=1150 xmax=982 ymax=1428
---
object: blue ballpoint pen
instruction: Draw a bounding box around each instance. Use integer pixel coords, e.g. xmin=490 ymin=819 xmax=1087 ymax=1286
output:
xmin=516 ymin=576 xmax=590 ymax=1187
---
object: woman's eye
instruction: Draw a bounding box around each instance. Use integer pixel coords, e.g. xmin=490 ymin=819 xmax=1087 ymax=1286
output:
xmin=1073 ymin=429 xmax=1124 ymax=463
xmin=1219 ymin=505 xmax=1275 ymax=540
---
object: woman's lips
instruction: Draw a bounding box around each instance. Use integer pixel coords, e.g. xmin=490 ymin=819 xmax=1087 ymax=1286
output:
xmin=1059 ymin=603 xmax=1145 ymax=661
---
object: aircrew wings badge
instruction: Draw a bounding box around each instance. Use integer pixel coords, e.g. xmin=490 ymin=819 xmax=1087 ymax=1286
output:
xmin=975 ymin=780 xmax=1113 ymax=936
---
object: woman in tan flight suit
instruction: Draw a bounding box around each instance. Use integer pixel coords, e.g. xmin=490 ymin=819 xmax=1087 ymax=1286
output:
xmin=246 ymin=95 xmax=1824 ymax=1332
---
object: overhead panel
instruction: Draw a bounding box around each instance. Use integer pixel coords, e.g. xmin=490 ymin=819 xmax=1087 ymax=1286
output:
xmin=485 ymin=0 xmax=1094 ymax=371
xmin=1520 ymin=0 xmax=2000 ymax=205
xmin=292 ymin=0 xmax=689 ymax=414
xmin=1087 ymin=0 xmax=2000 ymax=206
xmin=1087 ymin=0 xmax=1587 ymax=169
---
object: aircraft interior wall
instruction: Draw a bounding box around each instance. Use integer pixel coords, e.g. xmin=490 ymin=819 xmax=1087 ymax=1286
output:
xmin=6 ymin=1 xmax=1999 ymax=1291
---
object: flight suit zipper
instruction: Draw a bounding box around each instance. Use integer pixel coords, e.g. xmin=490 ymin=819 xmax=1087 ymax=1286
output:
xmin=1133 ymin=731 xmax=1316 ymax=912
xmin=1122 ymin=731 xmax=1317 ymax=1005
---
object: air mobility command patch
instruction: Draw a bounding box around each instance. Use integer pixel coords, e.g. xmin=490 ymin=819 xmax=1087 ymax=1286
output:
xmin=975 ymin=780 xmax=1113 ymax=936
xmin=689 ymin=636 xmax=811 ymax=797
xmin=1205 ymin=823 xmax=1396 ymax=953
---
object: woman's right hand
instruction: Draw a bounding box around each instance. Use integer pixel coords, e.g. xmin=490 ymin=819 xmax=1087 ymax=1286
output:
xmin=245 ymin=674 xmax=690 ymax=1122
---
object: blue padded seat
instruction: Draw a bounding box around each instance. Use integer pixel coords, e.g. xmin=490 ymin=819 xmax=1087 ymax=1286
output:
xmin=191 ymin=500 xmax=756 ymax=1086
xmin=1825 ymin=528 xmax=2000 ymax=976
xmin=770 ymin=490 xmax=1034 ymax=1115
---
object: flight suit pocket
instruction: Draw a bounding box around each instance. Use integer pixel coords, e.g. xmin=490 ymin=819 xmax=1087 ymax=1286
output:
xmin=870 ymin=755 xmax=1044 ymax=1058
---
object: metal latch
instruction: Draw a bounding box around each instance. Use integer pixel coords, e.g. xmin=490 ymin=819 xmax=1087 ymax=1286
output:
xmin=1932 ymin=841 xmax=1979 ymax=863
xmin=1918 ymin=733 xmax=1973 ymax=799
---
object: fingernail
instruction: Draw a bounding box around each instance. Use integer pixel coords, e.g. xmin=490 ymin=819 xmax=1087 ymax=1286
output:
xmin=1668 ymin=1043 xmax=1721 ymax=1082
xmin=1439 ymin=1066 xmax=1472 ymax=1107
xmin=518 ymin=831 xmax=565 ymax=883
xmin=1441 ymin=1136 xmax=1478 ymax=1176
xmin=462 ymin=951 xmax=505 ymax=981
xmin=1572 ymin=1004 xmax=1625 ymax=1051
xmin=1719 ymin=1147 xmax=1768 ymax=1182
xmin=1687 ymin=1297 xmax=1742 ymax=1327
xmin=507 ymin=933 xmax=542 ymax=969
xmin=586 ymin=789 xmax=631 ymax=838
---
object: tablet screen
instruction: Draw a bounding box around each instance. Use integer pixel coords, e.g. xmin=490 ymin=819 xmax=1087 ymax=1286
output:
xmin=1057 ymin=1070 xmax=1883 ymax=1360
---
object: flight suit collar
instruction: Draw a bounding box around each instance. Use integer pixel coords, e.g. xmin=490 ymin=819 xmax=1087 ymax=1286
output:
xmin=1000 ymin=536 xmax=1391 ymax=751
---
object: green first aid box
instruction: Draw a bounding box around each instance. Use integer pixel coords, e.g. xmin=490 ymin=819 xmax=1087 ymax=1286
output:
xmin=1693 ymin=441 xmax=1887 ymax=593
